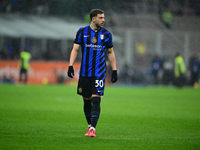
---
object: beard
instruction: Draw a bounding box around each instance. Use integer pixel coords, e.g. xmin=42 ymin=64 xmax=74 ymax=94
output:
xmin=96 ymin=22 xmax=103 ymax=29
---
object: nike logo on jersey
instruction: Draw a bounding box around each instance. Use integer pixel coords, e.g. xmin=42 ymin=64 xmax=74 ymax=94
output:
xmin=84 ymin=35 xmax=90 ymax=37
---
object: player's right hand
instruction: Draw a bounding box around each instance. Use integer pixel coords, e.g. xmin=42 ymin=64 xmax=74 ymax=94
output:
xmin=67 ymin=66 xmax=74 ymax=78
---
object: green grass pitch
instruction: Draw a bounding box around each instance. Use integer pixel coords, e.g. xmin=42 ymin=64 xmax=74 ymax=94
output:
xmin=0 ymin=84 xmax=200 ymax=150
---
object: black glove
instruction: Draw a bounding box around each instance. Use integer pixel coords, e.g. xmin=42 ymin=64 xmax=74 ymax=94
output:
xmin=68 ymin=66 xmax=74 ymax=78
xmin=111 ymin=70 xmax=118 ymax=83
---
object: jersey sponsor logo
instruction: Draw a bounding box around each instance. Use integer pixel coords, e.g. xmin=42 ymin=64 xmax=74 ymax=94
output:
xmin=84 ymin=35 xmax=90 ymax=37
xmin=85 ymin=44 xmax=102 ymax=50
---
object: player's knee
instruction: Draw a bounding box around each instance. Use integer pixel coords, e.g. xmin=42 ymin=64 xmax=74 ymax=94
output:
xmin=92 ymin=97 xmax=101 ymax=105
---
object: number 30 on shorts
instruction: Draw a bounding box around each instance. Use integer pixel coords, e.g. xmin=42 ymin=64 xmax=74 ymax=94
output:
xmin=95 ymin=80 xmax=104 ymax=87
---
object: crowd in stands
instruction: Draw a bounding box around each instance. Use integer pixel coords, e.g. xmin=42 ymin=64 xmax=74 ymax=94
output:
xmin=1 ymin=0 xmax=200 ymax=17
xmin=0 ymin=0 xmax=49 ymax=15
xmin=0 ymin=37 xmax=20 ymax=60
xmin=0 ymin=0 xmax=200 ymax=62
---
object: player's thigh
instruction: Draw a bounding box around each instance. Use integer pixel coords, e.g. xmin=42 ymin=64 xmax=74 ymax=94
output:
xmin=77 ymin=76 xmax=92 ymax=98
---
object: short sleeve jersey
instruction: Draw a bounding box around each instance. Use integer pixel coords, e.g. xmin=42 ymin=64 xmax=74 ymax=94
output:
xmin=74 ymin=25 xmax=113 ymax=77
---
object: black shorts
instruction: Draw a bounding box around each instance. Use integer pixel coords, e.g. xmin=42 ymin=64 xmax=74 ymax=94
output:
xmin=77 ymin=76 xmax=105 ymax=97
xmin=20 ymin=68 xmax=27 ymax=74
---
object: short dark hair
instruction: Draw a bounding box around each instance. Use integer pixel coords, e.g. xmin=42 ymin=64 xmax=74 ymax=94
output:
xmin=90 ymin=9 xmax=104 ymax=20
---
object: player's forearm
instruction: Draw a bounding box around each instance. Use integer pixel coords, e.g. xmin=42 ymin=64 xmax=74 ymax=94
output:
xmin=108 ymin=52 xmax=117 ymax=70
xmin=69 ymin=49 xmax=78 ymax=66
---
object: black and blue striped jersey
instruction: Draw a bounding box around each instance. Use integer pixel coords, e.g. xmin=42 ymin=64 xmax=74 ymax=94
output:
xmin=74 ymin=25 xmax=113 ymax=77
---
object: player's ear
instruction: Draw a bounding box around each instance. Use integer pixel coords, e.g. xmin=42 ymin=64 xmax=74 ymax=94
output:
xmin=92 ymin=16 xmax=95 ymax=22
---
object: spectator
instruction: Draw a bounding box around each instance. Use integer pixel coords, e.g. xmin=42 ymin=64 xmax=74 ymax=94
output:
xmin=152 ymin=54 xmax=163 ymax=84
xmin=0 ymin=0 xmax=11 ymax=13
xmin=1 ymin=74 xmax=15 ymax=84
xmin=35 ymin=2 xmax=49 ymax=16
xmin=162 ymin=9 xmax=173 ymax=29
xmin=189 ymin=55 xmax=200 ymax=86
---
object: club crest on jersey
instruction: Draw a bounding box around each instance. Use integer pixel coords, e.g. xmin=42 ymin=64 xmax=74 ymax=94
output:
xmin=92 ymin=37 xmax=97 ymax=43
xmin=100 ymin=34 xmax=104 ymax=40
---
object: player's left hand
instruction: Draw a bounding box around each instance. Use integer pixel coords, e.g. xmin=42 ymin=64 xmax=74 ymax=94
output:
xmin=111 ymin=70 xmax=118 ymax=83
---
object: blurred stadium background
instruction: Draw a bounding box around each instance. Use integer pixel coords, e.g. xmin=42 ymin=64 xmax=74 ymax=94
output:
xmin=0 ymin=0 xmax=200 ymax=86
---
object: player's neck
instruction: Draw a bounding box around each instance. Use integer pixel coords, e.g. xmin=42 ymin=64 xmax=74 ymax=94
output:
xmin=90 ymin=24 xmax=101 ymax=32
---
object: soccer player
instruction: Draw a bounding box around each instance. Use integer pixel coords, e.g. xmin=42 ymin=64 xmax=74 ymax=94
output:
xmin=67 ymin=9 xmax=118 ymax=137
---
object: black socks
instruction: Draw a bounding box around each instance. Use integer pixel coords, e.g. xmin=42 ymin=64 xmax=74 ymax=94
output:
xmin=91 ymin=97 xmax=101 ymax=128
xmin=83 ymin=97 xmax=101 ymax=128
xmin=83 ymin=99 xmax=92 ymax=125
